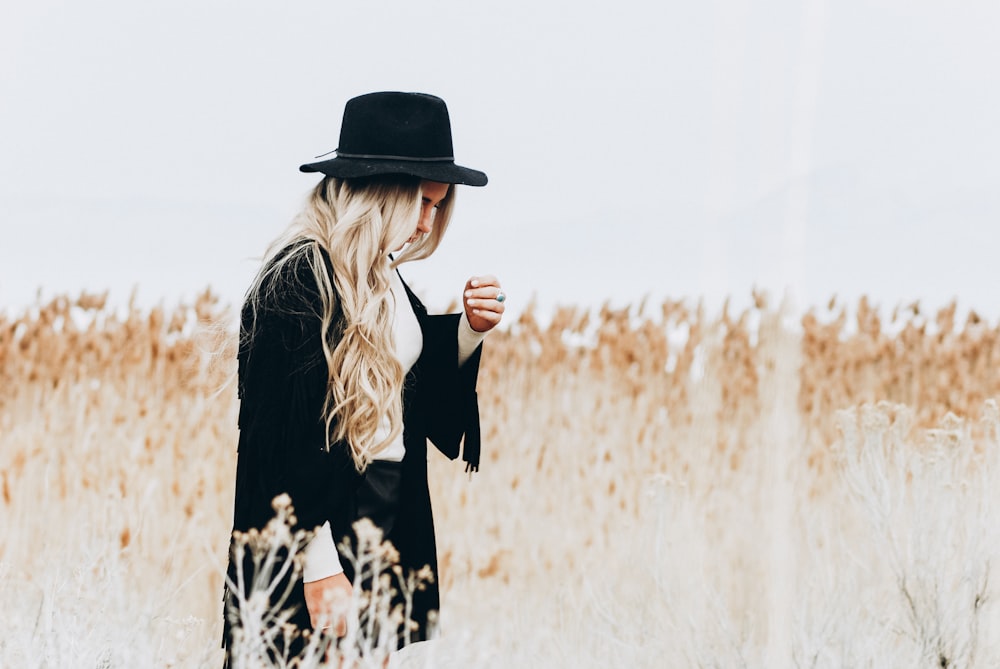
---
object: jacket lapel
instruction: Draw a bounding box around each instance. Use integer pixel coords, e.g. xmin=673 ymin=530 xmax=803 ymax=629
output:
xmin=395 ymin=267 xmax=428 ymax=326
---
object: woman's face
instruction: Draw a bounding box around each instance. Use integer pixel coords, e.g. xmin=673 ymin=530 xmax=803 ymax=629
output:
xmin=405 ymin=180 xmax=450 ymax=245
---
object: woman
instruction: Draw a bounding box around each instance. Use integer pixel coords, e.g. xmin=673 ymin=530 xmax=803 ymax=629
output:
xmin=223 ymin=92 xmax=504 ymax=664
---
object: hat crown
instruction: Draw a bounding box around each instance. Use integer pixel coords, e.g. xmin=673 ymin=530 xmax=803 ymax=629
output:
xmin=338 ymin=92 xmax=455 ymax=160
xmin=299 ymin=91 xmax=487 ymax=186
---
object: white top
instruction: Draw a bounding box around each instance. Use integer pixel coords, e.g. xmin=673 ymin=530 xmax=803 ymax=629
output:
xmin=302 ymin=270 xmax=487 ymax=582
xmin=371 ymin=268 xmax=424 ymax=462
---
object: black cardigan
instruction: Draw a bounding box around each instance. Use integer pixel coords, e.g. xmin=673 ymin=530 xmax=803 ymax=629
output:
xmin=223 ymin=246 xmax=482 ymax=655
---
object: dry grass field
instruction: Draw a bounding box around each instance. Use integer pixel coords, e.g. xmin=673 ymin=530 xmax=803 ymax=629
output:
xmin=2 ymin=290 xmax=1000 ymax=668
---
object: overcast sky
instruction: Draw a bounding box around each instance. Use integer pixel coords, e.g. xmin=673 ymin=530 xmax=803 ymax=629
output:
xmin=2 ymin=0 xmax=999 ymax=321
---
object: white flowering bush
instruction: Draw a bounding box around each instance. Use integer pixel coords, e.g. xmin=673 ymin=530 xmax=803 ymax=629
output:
xmin=224 ymin=494 xmax=432 ymax=669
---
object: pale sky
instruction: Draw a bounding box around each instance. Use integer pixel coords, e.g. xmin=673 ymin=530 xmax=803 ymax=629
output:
xmin=2 ymin=0 xmax=999 ymax=320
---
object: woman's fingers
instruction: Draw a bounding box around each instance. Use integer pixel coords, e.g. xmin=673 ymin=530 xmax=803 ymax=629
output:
xmin=469 ymin=307 xmax=504 ymax=326
xmin=465 ymin=295 xmax=506 ymax=310
xmin=464 ymin=275 xmax=505 ymax=333
xmin=467 ymin=274 xmax=499 ymax=289
xmin=465 ymin=288 xmax=505 ymax=302
xmin=304 ymin=572 xmax=352 ymax=635
xmin=464 ymin=275 xmax=505 ymax=303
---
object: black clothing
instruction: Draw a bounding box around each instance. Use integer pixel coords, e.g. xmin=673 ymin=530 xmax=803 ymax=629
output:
xmin=222 ymin=246 xmax=482 ymax=661
xmin=354 ymin=460 xmax=404 ymax=539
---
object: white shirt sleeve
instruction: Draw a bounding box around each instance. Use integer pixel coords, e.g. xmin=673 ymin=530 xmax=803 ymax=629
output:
xmin=302 ymin=521 xmax=344 ymax=583
xmin=458 ymin=311 xmax=488 ymax=366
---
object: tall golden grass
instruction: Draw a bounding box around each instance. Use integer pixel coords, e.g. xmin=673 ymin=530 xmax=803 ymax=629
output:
xmin=2 ymin=290 xmax=999 ymax=667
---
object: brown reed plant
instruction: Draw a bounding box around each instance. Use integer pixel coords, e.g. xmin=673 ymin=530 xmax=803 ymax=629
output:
xmin=4 ymin=289 xmax=1000 ymax=667
xmin=801 ymin=297 xmax=1000 ymax=471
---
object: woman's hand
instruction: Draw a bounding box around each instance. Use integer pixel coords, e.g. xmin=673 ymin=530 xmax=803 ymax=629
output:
xmin=463 ymin=275 xmax=506 ymax=333
xmin=303 ymin=572 xmax=353 ymax=635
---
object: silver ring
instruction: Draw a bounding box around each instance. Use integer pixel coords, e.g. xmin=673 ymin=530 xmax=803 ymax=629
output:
xmin=495 ymin=290 xmax=506 ymax=303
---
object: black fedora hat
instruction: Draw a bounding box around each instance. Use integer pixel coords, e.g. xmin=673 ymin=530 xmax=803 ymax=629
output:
xmin=299 ymin=92 xmax=488 ymax=187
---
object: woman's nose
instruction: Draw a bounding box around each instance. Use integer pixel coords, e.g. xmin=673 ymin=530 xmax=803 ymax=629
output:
xmin=417 ymin=208 xmax=434 ymax=233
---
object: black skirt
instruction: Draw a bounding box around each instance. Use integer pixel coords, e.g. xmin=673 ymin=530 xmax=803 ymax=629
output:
xmin=353 ymin=460 xmax=403 ymax=540
xmin=340 ymin=460 xmax=407 ymax=650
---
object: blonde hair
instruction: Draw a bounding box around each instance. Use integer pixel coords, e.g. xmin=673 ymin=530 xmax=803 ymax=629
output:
xmin=245 ymin=175 xmax=456 ymax=471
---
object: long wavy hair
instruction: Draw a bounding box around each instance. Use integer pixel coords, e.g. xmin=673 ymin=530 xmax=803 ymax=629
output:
xmin=245 ymin=175 xmax=456 ymax=471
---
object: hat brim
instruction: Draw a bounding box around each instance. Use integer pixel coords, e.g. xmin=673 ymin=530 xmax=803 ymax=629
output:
xmin=299 ymin=157 xmax=488 ymax=187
